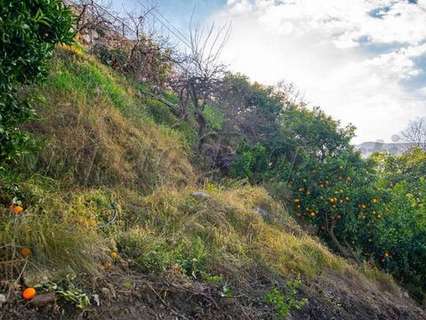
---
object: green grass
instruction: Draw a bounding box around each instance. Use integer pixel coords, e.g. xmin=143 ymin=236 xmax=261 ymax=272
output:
xmin=44 ymin=47 xmax=135 ymax=112
xmin=22 ymin=46 xmax=194 ymax=190
xmin=0 ymin=45 xmax=400 ymax=304
xmin=0 ymin=176 xmax=106 ymax=280
xmin=115 ymin=185 xmax=347 ymax=281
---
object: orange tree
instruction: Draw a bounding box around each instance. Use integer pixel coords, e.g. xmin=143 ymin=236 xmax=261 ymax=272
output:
xmin=283 ymin=151 xmax=383 ymax=258
xmin=370 ymin=149 xmax=426 ymax=300
xmin=230 ymin=105 xmax=383 ymax=259
xmin=0 ymin=0 xmax=74 ymax=162
xmin=220 ymin=79 xmax=426 ymax=299
xmin=273 ymin=106 xmax=383 ymax=258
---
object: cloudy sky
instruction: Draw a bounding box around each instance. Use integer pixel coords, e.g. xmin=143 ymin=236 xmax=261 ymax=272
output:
xmin=112 ymin=0 xmax=426 ymax=143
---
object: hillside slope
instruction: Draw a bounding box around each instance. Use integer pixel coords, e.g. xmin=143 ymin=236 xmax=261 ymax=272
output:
xmin=1 ymin=47 xmax=425 ymax=320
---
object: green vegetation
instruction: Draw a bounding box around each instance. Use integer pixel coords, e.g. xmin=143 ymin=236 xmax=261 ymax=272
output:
xmin=38 ymin=274 xmax=91 ymax=309
xmin=1 ymin=3 xmax=425 ymax=318
xmin=0 ymin=47 xmax=347 ymax=291
xmin=214 ymin=74 xmax=426 ymax=301
xmin=265 ymin=278 xmax=308 ymax=319
xmin=370 ymin=149 xmax=426 ymax=300
xmin=25 ymin=48 xmax=193 ymax=190
xmin=0 ymin=0 xmax=74 ymax=161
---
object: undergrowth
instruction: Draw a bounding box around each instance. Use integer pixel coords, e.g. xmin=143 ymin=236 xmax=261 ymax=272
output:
xmin=22 ymin=46 xmax=193 ymax=191
xmin=0 ymin=45 xmax=403 ymax=316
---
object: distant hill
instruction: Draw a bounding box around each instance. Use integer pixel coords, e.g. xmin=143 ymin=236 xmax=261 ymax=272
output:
xmin=356 ymin=142 xmax=416 ymax=157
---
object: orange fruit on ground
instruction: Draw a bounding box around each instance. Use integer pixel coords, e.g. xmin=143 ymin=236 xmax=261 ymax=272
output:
xmin=10 ymin=204 xmax=24 ymax=215
xmin=22 ymin=288 xmax=36 ymax=300
xmin=111 ymin=251 xmax=118 ymax=259
xmin=19 ymin=247 xmax=32 ymax=258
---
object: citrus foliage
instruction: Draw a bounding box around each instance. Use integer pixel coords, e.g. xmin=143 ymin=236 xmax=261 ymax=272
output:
xmin=0 ymin=2 xmax=424 ymax=314
xmin=0 ymin=0 xmax=74 ymax=162
xmin=225 ymin=76 xmax=426 ymax=300
xmin=371 ymin=149 xmax=426 ymax=300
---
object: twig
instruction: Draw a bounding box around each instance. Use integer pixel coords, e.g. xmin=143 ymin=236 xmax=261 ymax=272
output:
xmin=7 ymin=258 xmax=28 ymax=300
xmin=146 ymin=282 xmax=190 ymax=320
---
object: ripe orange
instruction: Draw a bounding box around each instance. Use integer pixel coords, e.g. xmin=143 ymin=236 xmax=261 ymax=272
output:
xmin=22 ymin=288 xmax=36 ymax=301
xmin=10 ymin=204 xmax=24 ymax=215
xmin=111 ymin=251 xmax=118 ymax=259
xmin=19 ymin=247 xmax=32 ymax=258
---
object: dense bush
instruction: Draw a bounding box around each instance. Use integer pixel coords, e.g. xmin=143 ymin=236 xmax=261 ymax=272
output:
xmin=221 ymin=76 xmax=426 ymax=299
xmin=0 ymin=0 xmax=74 ymax=162
xmin=230 ymin=104 xmax=377 ymax=257
xmin=91 ymin=38 xmax=173 ymax=89
xmin=370 ymin=149 xmax=426 ymax=300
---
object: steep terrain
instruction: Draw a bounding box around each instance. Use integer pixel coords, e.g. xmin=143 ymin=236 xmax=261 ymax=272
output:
xmin=0 ymin=46 xmax=425 ymax=320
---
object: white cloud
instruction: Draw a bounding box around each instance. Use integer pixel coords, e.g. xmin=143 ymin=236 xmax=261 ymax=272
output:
xmin=226 ymin=0 xmax=253 ymax=13
xmin=213 ymin=0 xmax=426 ymax=143
xmin=366 ymin=44 xmax=426 ymax=80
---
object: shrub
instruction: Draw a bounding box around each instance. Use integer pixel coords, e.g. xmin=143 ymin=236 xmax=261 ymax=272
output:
xmin=265 ymin=278 xmax=307 ymax=319
xmin=0 ymin=176 xmax=105 ymax=278
xmin=24 ymin=48 xmax=194 ymax=190
xmin=0 ymin=0 xmax=74 ymax=162
xmin=91 ymin=44 xmax=128 ymax=72
xmin=370 ymin=149 xmax=426 ymax=300
xmin=117 ymin=228 xmax=207 ymax=277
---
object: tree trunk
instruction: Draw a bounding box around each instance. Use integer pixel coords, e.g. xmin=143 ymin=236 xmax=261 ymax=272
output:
xmin=328 ymin=226 xmax=352 ymax=259
xmin=188 ymin=82 xmax=207 ymax=153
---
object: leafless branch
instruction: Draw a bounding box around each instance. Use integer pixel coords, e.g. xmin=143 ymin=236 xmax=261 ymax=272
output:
xmin=401 ymin=117 xmax=426 ymax=150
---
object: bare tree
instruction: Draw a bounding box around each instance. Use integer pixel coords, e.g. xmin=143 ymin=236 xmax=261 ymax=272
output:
xmin=170 ymin=21 xmax=231 ymax=153
xmin=124 ymin=8 xmax=175 ymax=87
xmin=69 ymin=0 xmax=115 ymax=39
xmin=401 ymin=117 xmax=426 ymax=150
xmin=275 ymin=80 xmax=306 ymax=108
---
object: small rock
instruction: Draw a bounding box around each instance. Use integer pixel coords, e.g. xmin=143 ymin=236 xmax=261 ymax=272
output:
xmin=254 ymin=207 xmax=271 ymax=221
xmin=93 ymin=294 xmax=100 ymax=306
xmin=107 ymin=283 xmax=117 ymax=299
xmin=30 ymin=293 xmax=56 ymax=307
xmin=0 ymin=294 xmax=7 ymax=305
xmin=101 ymin=287 xmax=111 ymax=297
xmin=191 ymin=192 xmax=210 ymax=200
xmin=120 ymin=259 xmax=129 ymax=270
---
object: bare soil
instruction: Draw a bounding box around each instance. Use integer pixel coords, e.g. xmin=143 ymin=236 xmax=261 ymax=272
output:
xmin=1 ymin=267 xmax=425 ymax=320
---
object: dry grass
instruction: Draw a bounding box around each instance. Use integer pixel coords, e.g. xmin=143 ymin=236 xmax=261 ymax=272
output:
xmin=0 ymin=45 xmax=400 ymax=302
xmin=0 ymin=179 xmax=107 ymax=282
xmin=23 ymin=46 xmax=193 ymax=192
xmin=118 ymin=185 xmax=347 ymax=281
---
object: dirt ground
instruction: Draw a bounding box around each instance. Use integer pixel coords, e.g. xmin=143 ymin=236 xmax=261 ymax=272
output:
xmin=1 ymin=265 xmax=425 ymax=320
